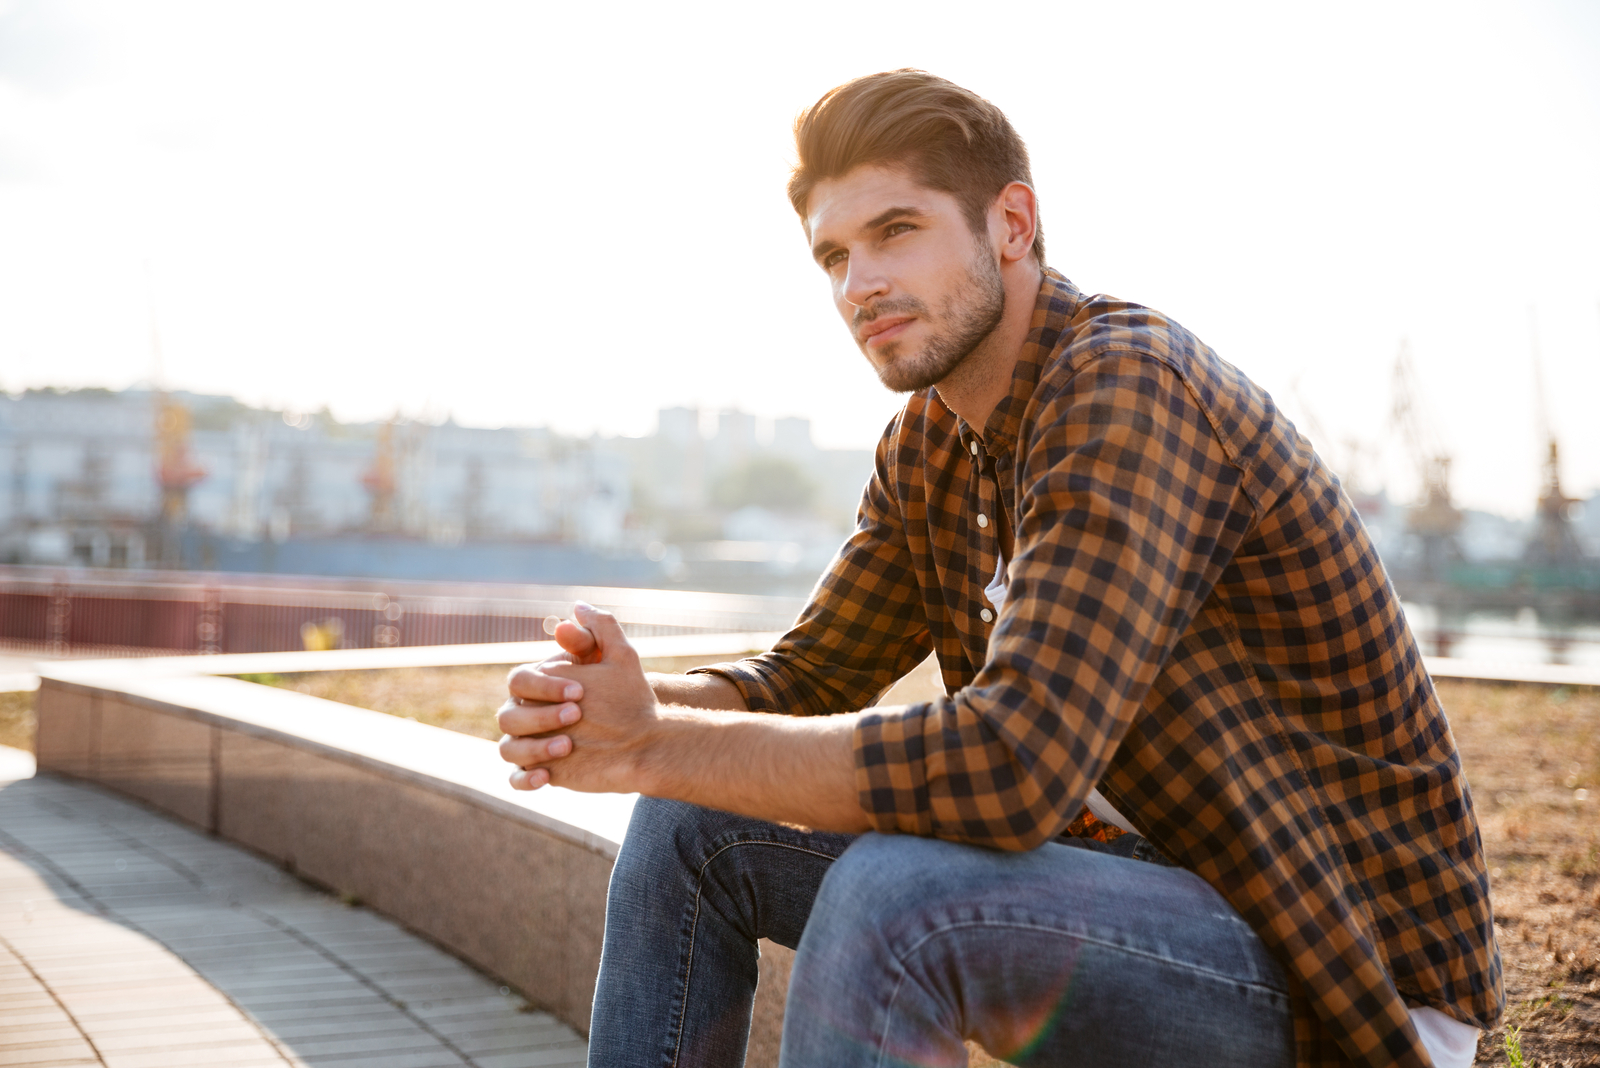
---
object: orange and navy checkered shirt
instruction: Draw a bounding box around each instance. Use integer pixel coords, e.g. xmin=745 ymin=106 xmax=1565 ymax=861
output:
xmin=696 ymin=269 xmax=1502 ymax=1067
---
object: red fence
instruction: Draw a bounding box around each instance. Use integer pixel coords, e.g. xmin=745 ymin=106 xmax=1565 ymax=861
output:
xmin=0 ymin=566 xmax=804 ymax=657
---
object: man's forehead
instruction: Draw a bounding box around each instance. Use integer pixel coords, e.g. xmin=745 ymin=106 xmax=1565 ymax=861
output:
xmin=803 ymin=164 xmax=952 ymax=239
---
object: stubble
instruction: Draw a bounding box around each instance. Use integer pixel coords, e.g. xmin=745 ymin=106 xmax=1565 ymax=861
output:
xmin=858 ymin=243 xmax=1006 ymax=394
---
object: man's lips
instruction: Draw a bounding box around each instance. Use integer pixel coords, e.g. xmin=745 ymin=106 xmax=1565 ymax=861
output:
xmin=858 ymin=316 xmax=914 ymax=346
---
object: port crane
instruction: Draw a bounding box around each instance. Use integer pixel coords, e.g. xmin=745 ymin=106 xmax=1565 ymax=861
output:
xmin=149 ymin=305 xmax=205 ymax=566
xmin=1524 ymin=311 xmax=1583 ymax=566
xmin=362 ymin=418 xmax=400 ymax=533
xmin=1390 ymin=341 xmax=1462 ymax=581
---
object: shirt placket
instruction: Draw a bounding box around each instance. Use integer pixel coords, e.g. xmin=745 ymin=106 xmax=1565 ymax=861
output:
xmin=969 ymin=437 xmax=1001 ymax=628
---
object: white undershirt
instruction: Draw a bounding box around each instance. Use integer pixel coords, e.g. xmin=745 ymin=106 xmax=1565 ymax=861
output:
xmin=981 ymin=557 xmax=1480 ymax=1067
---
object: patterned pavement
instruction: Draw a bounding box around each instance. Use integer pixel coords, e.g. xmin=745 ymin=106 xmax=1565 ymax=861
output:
xmin=0 ymin=758 xmax=587 ymax=1068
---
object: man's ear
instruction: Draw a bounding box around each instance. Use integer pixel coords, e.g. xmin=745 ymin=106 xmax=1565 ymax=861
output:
xmin=992 ymin=181 xmax=1038 ymax=264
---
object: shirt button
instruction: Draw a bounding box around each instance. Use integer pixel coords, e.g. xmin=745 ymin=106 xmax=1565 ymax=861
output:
xmin=976 ymin=514 xmax=989 ymax=528
xmin=980 ymin=608 xmax=994 ymax=623
xmin=969 ymin=440 xmax=978 ymax=454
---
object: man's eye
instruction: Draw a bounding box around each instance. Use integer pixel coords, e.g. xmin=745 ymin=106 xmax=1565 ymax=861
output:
xmin=885 ymin=223 xmax=915 ymax=237
xmin=823 ymin=250 xmax=847 ymax=269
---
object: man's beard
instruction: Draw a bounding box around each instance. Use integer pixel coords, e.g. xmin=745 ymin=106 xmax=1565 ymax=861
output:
xmin=856 ymin=245 xmax=1006 ymax=394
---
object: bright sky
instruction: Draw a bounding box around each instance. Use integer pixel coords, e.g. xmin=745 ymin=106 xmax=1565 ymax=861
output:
xmin=1 ymin=0 xmax=1597 ymax=517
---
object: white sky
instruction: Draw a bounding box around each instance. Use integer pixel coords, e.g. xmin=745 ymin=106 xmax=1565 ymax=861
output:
xmin=1 ymin=0 xmax=1597 ymax=517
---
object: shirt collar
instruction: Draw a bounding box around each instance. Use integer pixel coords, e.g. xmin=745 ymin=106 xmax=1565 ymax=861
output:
xmin=952 ymin=268 xmax=1083 ymax=465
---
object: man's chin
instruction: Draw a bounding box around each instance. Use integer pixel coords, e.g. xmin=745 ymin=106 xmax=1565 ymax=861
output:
xmin=876 ymin=367 xmax=939 ymax=393
xmin=873 ymin=350 xmax=961 ymax=394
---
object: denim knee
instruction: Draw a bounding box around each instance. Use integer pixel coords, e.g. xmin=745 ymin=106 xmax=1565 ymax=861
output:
xmin=623 ymin=796 xmax=711 ymax=853
xmin=612 ymin=797 xmax=723 ymax=888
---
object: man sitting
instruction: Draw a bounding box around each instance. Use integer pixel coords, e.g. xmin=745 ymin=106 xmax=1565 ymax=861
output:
xmin=497 ymin=70 xmax=1502 ymax=1068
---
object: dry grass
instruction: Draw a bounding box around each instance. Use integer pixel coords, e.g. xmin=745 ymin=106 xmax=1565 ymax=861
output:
xmin=0 ymin=690 xmax=35 ymax=752
xmin=1442 ymin=681 xmax=1600 ymax=1067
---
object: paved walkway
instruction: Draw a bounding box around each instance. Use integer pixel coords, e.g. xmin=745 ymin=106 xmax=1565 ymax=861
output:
xmin=0 ymin=758 xmax=587 ymax=1068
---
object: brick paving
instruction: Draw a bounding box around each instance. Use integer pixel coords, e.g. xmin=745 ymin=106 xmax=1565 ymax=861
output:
xmin=0 ymin=762 xmax=587 ymax=1068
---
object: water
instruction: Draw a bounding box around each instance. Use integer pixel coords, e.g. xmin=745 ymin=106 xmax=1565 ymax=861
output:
xmin=1402 ymin=602 xmax=1600 ymax=667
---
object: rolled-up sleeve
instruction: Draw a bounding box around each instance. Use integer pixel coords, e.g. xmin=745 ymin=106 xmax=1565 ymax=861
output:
xmin=690 ymin=419 xmax=934 ymax=717
xmin=854 ymin=353 xmax=1252 ymax=850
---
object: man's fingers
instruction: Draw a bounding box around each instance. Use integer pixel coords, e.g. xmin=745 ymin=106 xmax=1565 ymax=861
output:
xmin=553 ymin=619 xmax=599 ymax=661
xmin=510 ymin=766 xmax=550 ymax=791
xmin=499 ymin=732 xmax=573 ymax=767
xmin=507 ymin=664 xmax=583 ymax=703
xmin=572 ymin=601 xmax=634 ymax=663
xmin=496 ymin=698 xmax=581 ymax=737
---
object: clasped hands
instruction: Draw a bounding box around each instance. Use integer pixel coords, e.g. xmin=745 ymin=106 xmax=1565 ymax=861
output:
xmin=496 ymin=602 xmax=659 ymax=793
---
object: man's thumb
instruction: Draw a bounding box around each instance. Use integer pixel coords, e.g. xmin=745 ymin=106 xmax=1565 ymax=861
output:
xmin=572 ymin=601 xmax=631 ymax=660
xmin=552 ymin=619 xmax=599 ymax=661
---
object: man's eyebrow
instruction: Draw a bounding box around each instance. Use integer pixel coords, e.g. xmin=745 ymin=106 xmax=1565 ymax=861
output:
xmin=864 ymin=205 xmax=927 ymax=231
xmin=810 ymin=205 xmax=929 ymax=262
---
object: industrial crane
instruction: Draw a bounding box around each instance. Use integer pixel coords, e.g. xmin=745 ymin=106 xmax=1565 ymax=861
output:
xmin=1390 ymin=341 xmax=1462 ymax=582
xmin=362 ymin=418 xmax=400 ymax=532
xmin=155 ymin=393 xmax=206 ymax=526
xmin=1525 ymin=310 xmax=1583 ymax=566
xmin=148 ymin=305 xmax=205 ymax=566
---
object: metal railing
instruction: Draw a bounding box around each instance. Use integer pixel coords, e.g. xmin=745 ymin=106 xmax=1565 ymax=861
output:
xmin=0 ymin=565 xmax=806 ymax=657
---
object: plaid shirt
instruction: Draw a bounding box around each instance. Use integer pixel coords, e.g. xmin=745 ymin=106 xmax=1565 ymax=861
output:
xmin=697 ymin=270 xmax=1502 ymax=1067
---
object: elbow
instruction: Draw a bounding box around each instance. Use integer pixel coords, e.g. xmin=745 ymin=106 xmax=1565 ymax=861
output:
xmin=937 ymin=791 xmax=1073 ymax=853
xmin=997 ymin=759 xmax=1082 ymax=852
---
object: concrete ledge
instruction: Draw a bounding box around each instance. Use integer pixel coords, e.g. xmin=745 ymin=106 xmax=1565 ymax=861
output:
xmin=39 ymin=672 xmax=639 ymax=855
xmin=0 ymin=743 xmax=34 ymax=781
xmin=31 ymin=634 xmax=793 ymax=1060
xmin=0 ymin=671 xmax=38 ymax=692
xmin=1423 ymin=655 xmax=1600 ymax=689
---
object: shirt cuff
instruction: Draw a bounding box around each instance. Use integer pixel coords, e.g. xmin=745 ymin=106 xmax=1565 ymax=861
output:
xmin=853 ymin=703 xmax=937 ymax=836
xmin=684 ymin=661 xmax=786 ymax=714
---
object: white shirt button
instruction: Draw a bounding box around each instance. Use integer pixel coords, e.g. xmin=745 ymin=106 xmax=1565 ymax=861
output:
xmin=969 ymin=440 xmax=979 ymax=454
xmin=976 ymin=513 xmax=989 ymax=528
xmin=980 ymin=608 xmax=994 ymax=623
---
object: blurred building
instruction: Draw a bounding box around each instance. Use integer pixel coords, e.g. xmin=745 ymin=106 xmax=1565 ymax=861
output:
xmin=0 ymin=388 xmax=875 ymax=594
xmin=0 ymin=388 xmax=630 ymax=570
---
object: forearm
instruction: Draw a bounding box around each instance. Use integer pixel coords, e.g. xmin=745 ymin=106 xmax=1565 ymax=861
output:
xmin=647 ymin=671 xmax=748 ymax=711
xmin=637 ymin=705 xmax=872 ymax=833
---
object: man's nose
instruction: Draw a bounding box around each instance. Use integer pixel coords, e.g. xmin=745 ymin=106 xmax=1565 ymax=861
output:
xmin=841 ymin=254 xmax=888 ymax=309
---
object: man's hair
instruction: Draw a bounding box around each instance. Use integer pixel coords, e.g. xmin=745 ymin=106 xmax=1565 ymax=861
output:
xmin=787 ymin=70 xmax=1044 ymax=265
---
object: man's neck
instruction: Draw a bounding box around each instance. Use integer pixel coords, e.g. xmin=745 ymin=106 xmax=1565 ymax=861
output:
xmin=934 ymin=260 xmax=1044 ymax=435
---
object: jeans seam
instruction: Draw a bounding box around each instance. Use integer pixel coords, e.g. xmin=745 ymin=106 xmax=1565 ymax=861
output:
xmin=669 ymin=839 xmax=844 ymax=1068
xmin=876 ymin=957 xmax=914 ymax=1068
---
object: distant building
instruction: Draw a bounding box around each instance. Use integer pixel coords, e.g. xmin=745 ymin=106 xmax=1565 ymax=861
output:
xmin=0 ymin=388 xmax=631 ymax=568
xmin=0 ymin=389 xmax=875 ymax=595
xmin=772 ymin=416 xmax=816 ymax=458
xmin=710 ymin=408 xmax=759 ymax=471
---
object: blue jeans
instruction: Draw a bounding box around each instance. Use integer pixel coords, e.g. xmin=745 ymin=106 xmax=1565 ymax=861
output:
xmin=588 ymin=798 xmax=1294 ymax=1068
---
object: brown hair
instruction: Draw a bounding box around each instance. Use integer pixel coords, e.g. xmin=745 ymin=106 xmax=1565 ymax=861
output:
xmin=788 ymin=69 xmax=1044 ymax=264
